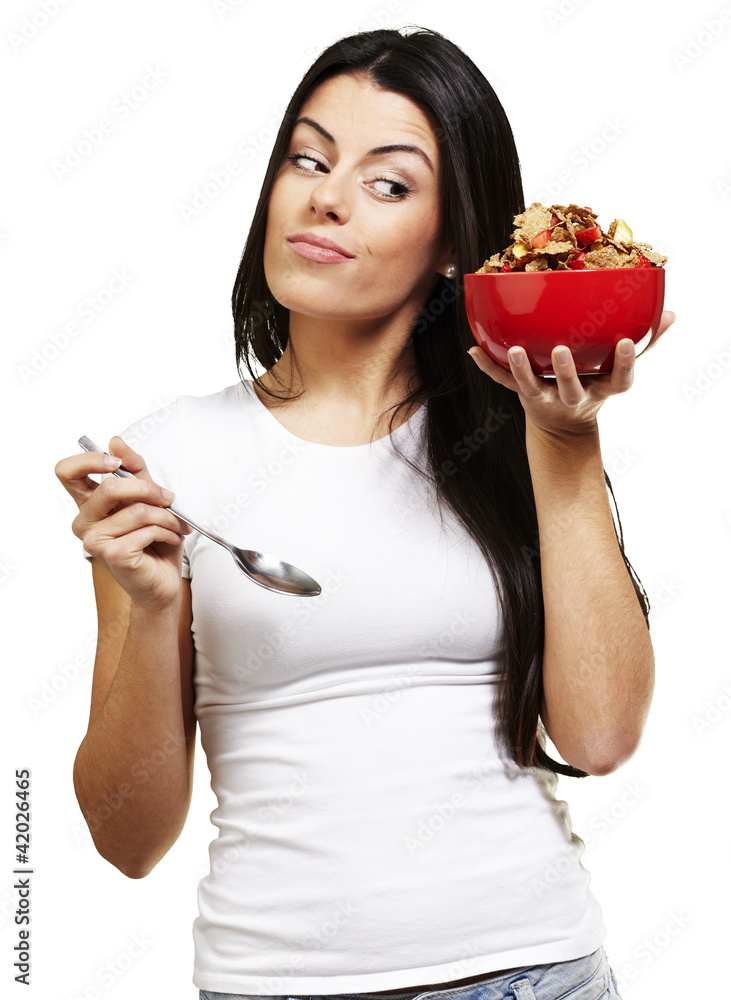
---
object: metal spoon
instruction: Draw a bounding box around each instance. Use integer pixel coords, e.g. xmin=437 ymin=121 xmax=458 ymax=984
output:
xmin=78 ymin=436 xmax=321 ymax=597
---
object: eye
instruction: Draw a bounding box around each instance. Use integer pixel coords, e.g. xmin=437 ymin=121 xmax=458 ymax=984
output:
xmin=286 ymin=152 xmax=327 ymax=172
xmin=372 ymin=178 xmax=411 ymax=201
xmin=286 ymin=153 xmax=411 ymax=201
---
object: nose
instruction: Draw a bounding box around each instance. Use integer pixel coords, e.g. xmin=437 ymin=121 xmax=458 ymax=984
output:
xmin=308 ymin=167 xmax=350 ymax=223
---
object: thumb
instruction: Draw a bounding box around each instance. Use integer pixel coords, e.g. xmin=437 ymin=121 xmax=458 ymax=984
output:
xmin=108 ymin=435 xmax=151 ymax=479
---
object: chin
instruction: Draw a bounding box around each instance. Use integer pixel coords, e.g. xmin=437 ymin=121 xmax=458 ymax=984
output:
xmin=267 ymin=279 xmax=367 ymax=321
xmin=265 ymin=261 xmax=414 ymax=322
xmin=276 ymin=298 xmax=379 ymax=322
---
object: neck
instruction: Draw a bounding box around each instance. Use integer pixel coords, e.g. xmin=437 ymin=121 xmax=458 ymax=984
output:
xmin=258 ymin=311 xmax=421 ymax=420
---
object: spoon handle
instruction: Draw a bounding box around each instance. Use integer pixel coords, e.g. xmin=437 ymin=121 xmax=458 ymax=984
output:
xmin=77 ymin=436 xmax=230 ymax=549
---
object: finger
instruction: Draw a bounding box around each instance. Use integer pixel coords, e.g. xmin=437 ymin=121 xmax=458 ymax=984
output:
xmin=467 ymin=346 xmax=520 ymax=392
xmin=547 ymin=346 xmax=585 ymax=407
xmin=84 ymin=499 xmax=192 ymax=543
xmin=55 ymin=451 xmax=123 ymax=508
xmin=56 ymin=434 xmax=151 ymax=510
xmin=108 ymin=436 xmax=152 ymax=478
xmin=72 ymin=475 xmax=178 ymax=538
xmin=642 ymin=309 xmax=677 ymax=353
xmin=608 ymin=339 xmax=635 ymax=393
xmin=658 ymin=309 xmax=676 ymax=336
xmin=87 ymin=524 xmax=186 ymax=567
xmin=97 ymin=438 xmax=186 ymax=529
xmin=505 ymin=346 xmax=549 ymax=400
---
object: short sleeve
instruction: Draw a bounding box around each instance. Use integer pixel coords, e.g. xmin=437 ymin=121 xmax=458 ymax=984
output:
xmin=81 ymin=398 xmax=191 ymax=580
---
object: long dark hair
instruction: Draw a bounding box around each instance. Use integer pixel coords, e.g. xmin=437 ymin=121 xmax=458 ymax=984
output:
xmin=231 ymin=25 xmax=650 ymax=778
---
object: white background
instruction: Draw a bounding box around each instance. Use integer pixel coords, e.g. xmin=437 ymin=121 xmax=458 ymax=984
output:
xmin=2 ymin=0 xmax=730 ymax=997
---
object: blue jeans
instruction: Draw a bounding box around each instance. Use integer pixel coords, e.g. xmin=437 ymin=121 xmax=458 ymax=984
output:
xmin=199 ymin=945 xmax=622 ymax=999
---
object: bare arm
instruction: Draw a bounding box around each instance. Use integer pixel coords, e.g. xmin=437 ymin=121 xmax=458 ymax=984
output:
xmin=56 ymin=436 xmax=197 ymax=877
xmin=73 ymin=564 xmax=196 ymax=878
xmin=467 ymin=329 xmax=675 ymax=777
xmin=526 ymin=421 xmax=654 ymax=776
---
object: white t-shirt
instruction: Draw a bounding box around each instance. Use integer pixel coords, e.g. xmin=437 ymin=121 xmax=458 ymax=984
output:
xmin=85 ymin=379 xmax=607 ymax=995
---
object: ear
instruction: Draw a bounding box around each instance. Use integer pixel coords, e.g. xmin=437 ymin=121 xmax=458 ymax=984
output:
xmin=436 ymin=243 xmax=457 ymax=279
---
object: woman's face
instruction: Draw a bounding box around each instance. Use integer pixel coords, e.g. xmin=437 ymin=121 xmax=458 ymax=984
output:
xmin=263 ymin=72 xmax=452 ymax=328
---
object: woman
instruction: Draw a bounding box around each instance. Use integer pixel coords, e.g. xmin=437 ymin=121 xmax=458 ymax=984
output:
xmin=55 ymin=25 xmax=673 ymax=1000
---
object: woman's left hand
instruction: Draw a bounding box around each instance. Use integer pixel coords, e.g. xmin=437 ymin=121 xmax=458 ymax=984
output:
xmin=467 ymin=309 xmax=676 ymax=438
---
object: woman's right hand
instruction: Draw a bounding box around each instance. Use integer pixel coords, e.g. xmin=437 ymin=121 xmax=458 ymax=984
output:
xmin=55 ymin=436 xmax=193 ymax=610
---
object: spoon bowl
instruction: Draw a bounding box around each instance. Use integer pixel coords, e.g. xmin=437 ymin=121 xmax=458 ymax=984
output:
xmin=230 ymin=548 xmax=322 ymax=596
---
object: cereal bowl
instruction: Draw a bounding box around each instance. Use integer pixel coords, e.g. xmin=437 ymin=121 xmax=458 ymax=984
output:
xmin=463 ymin=266 xmax=665 ymax=376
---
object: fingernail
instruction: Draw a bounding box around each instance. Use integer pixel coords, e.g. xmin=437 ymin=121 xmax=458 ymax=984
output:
xmin=161 ymin=488 xmax=175 ymax=502
xmin=620 ymin=340 xmax=633 ymax=356
xmin=508 ymin=348 xmax=523 ymax=366
xmin=104 ymin=455 xmax=122 ymax=469
xmin=554 ymin=347 xmax=570 ymax=365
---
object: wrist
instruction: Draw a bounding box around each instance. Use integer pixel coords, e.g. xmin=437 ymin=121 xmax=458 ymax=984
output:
xmin=525 ymin=416 xmax=601 ymax=452
xmin=129 ymin=590 xmax=182 ymax=624
xmin=524 ymin=417 xmax=605 ymax=500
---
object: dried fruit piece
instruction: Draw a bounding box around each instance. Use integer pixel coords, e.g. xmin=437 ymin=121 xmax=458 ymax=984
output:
xmin=568 ymin=252 xmax=586 ymax=270
xmin=576 ymin=225 xmax=601 ymax=246
xmin=531 ymin=229 xmax=551 ymax=249
xmin=608 ymin=219 xmax=633 ymax=245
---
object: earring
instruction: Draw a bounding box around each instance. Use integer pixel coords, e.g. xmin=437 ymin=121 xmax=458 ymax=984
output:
xmin=444 ymin=263 xmax=456 ymax=279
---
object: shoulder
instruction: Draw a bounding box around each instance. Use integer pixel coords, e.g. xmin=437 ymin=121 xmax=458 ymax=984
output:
xmin=118 ymin=382 xmax=246 ymax=492
xmin=121 ymin=383 xmax=245 ymax=442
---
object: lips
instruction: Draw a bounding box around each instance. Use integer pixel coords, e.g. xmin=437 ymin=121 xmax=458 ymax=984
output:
xmin=288 ymin=232 xmax=354 ymax=257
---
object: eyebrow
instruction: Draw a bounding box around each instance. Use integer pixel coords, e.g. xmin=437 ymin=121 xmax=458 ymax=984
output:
xmin=293 ymin=116 xmax=434 ymax=173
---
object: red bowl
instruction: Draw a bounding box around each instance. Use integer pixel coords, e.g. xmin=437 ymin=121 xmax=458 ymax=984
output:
xmin=463 ymin=267 xmax=665 ymax=375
